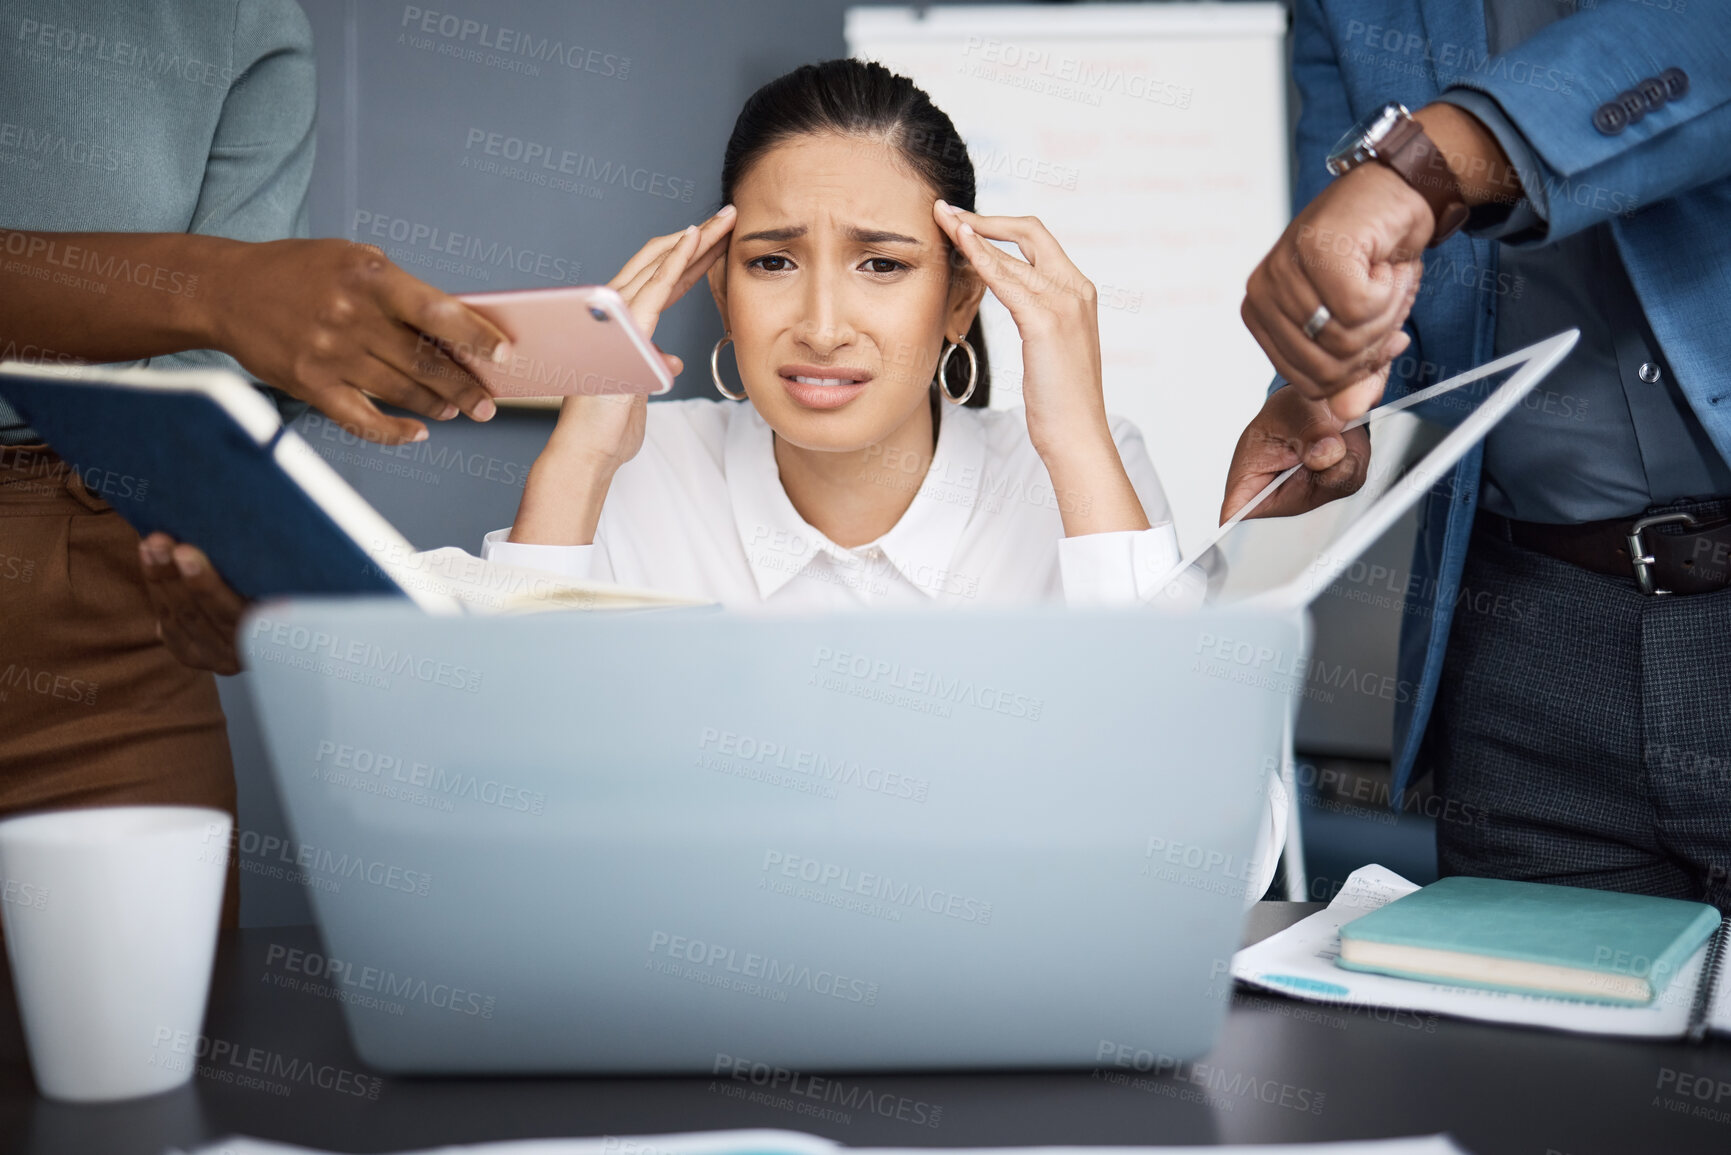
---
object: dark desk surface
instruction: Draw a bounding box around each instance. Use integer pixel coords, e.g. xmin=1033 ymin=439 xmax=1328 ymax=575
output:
xmin=3 ymin=904 xmax=1728 ymax=1155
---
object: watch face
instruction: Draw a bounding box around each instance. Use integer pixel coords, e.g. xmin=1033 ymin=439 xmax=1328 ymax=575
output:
xmin=1326 ymin=102 xmax=1410 ymax=176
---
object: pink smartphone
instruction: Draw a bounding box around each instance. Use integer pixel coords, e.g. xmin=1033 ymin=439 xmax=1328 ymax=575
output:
xmin=453 ymin=286 xmax=674 ymax=398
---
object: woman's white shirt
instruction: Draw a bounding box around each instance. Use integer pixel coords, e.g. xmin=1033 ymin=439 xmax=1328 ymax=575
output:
xmin=482 ymin=397 xmax=1182 ymax=610
xmin=480 ymin=397 xmax=1287 ymax=901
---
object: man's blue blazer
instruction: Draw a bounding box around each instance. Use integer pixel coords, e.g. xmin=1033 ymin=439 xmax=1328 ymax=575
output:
xmin=1283 ymin=0 xmax=1731 ymax=797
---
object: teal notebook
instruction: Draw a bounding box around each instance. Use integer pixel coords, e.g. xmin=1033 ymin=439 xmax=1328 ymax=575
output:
xmin=1337 ymin=876 xmax=1722 ymax=1006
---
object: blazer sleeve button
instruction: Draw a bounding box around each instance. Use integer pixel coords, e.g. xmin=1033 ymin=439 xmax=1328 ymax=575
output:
xmin=1637 ymin=77 xmax=1668 ymax=111
xmin=1660 ymin=67 xmax=1689 ymax=101
xmin=1615 ymin=89 xmax=1648 ymax=125
xmin=1593 ymin=102 xmax=1628 ymax=135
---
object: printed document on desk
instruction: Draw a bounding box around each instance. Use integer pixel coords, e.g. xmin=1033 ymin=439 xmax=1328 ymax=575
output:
xmin=184 ymin=1125 xmax=1473 ymax=1155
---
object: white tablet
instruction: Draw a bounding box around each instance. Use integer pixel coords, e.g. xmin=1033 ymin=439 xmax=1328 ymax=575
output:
xmin=1150 ymin=328 xmax=1580 ymax=610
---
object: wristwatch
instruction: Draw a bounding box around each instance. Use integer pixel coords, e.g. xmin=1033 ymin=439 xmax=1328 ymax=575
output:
xmin=1325 ymin=102 xmax=1470 ymax=247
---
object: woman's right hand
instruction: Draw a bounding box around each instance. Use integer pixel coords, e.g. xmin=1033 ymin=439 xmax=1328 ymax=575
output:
xmin=511 ymin=208 xmax=735 ymax=547
xmin=543 ymin=207 xmax=738 ymax=476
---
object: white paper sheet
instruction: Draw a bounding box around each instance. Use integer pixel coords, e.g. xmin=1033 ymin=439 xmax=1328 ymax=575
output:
xmin=1232 ymin=865 xmax=1715 ymax=1039
xmin=389 ymin=546 xmax=708 ymax=615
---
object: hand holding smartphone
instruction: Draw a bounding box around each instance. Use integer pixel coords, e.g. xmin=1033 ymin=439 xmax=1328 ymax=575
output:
xmin=454 ymin=286 xmax=674 ymax=399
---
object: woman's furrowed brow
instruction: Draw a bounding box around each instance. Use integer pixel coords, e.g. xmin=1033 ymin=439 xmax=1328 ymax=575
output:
xmin=737 ymin=225 xmax=805 ymax=243
xmin=846 ymin=226 xmax=922 ymax=246
xmin=735 ymin=224 xmax=924 ymax=246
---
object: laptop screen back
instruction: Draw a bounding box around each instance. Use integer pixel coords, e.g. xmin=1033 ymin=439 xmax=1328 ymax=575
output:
xmin=1150 ymin=329 xmax=1579 ymax=611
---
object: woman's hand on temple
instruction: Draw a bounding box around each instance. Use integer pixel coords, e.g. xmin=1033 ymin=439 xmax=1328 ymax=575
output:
xmin=609 ymin=205 xmax=737 ymax=351
xmin=542 ymin=207 xmax=738 ymax=477
xmin=931 ymin=201 xmax=1106 ymax=454
xmin=931 ymin=201 xmax=1148 ymax=537
xmin=513 ymin=207 xmax=736 ymax=547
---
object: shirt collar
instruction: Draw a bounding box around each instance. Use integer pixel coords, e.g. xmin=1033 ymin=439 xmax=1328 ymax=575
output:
xmin=726 ymin=406 xmax=826 ymax=599
xmin=725 ymin=402 xmax=986 ymax=600
xmin=874 ymin=402 xmax=985 ymax=597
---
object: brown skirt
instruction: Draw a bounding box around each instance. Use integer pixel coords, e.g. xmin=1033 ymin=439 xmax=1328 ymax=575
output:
xmin=0 ymin=445 xmax=239 ymax=927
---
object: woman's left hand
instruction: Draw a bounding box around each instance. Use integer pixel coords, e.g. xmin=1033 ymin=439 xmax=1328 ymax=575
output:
xmin=931 ymin=201 xmax=1106 ymax=455
xmin=932 ymin=202 xmax=1147 ymax=537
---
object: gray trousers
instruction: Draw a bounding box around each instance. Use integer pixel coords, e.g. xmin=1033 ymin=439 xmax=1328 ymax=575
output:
xmin=1422 ymin=519 xmax=1731 ymax=914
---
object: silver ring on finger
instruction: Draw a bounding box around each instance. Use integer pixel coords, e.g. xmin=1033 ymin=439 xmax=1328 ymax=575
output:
xmin=1302 ymin=304 xmax=1332 ymax=342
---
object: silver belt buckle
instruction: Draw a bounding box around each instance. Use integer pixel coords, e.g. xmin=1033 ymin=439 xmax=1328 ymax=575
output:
xmin=1627 ymin=511 xmax=1699 ymax=595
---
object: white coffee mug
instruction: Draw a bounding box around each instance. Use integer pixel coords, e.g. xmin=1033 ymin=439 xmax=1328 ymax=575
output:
xmin=0 ymin=805 xmax=231 ymax=1102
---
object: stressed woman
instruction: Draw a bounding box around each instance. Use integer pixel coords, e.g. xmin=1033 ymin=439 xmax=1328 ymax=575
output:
xmin=484 ymin=59 xmax=1182 ymax=607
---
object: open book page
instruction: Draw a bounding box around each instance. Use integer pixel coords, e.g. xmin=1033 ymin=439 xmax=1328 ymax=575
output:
xmin=180 ymin=1129 xmax=840 ymax=1155
xmin=376 ymin=546 xmax=711 ymax=615
xmin=1233 ymin=866 xmax=1709 ymax=1039
xmin=185 ymin=1130 xmax=1470 ymax=1155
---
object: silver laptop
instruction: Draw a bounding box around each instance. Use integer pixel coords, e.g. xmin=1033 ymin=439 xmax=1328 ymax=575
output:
xmin=242 ymin=331 xmax=1574 ymax=1075
xmin=246 ymin=601 xmax=1299 ymax=1074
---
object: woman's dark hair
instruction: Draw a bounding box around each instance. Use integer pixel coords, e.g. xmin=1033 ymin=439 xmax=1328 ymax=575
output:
xmin=720 ymin=58 xmax=991 ymax=408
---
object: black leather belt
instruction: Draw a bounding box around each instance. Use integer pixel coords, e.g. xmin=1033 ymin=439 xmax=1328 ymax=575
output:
xmin=1477 ymin=500 xmax=1731 ymax=596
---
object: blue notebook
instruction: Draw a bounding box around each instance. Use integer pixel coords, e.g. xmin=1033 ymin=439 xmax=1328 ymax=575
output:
xmin=0 ymin=360 xmax=455 ymax=610
xmin=1338 ymin=875 xmax=1722 ymax=1006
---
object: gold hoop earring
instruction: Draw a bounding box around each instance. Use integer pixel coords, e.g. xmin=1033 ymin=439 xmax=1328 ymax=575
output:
xmin=937 ymin=338 xmax=977 ymax=405
xmin=711 ymin=335 xmax=746 ymax=401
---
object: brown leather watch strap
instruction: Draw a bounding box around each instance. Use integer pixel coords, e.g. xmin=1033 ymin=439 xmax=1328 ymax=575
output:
xmin=1375 ymin=116 xmax=1470 ymax=247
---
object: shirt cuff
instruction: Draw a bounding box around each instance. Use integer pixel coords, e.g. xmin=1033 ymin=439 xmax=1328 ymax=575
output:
xmin=1433 ymin=88 xmax=1550 ymax=242
xmin=480 ymin=527 xmax=602 ymax=581
xmin=1057 ymin=524 xmax=1181 ymax=607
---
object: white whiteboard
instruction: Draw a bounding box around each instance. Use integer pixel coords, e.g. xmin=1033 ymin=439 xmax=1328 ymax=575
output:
xmin=847 ymin=3 xmax=1289 ymax=555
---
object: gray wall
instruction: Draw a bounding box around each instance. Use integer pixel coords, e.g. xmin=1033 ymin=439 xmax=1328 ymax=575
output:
xmin=230 ymin=0 xmax=1400 ymax=927
xmin=299 ymin=0 xmax=877 ymax=418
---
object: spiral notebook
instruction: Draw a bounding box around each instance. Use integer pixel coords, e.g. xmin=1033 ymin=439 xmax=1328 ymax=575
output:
xmin=1234 ymin=866 xmax=1731 ymax=1042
